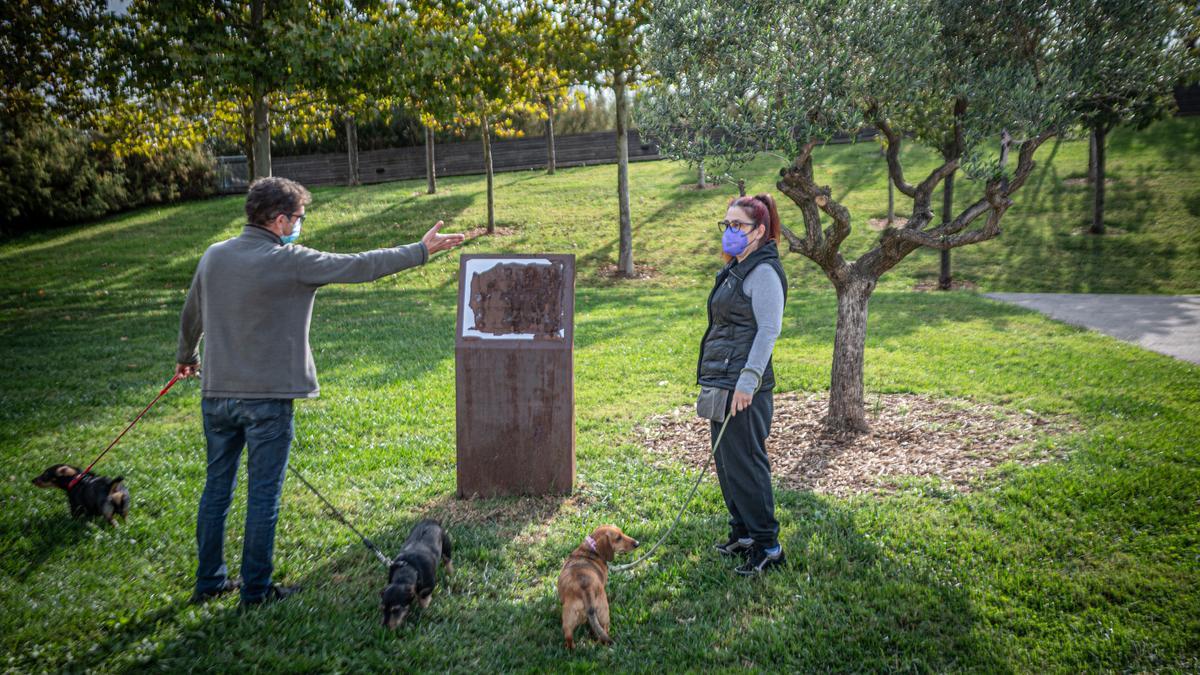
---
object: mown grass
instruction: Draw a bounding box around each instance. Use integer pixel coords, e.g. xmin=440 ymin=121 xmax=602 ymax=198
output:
xmin=1 ymin=117 xmax=1198 ymax=672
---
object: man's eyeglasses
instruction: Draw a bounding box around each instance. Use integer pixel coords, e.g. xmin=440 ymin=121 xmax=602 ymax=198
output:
xmin=717 ymin=219 xmax=756 ymax=234
xmin=284 ymin=212 xmax=306 ymax=227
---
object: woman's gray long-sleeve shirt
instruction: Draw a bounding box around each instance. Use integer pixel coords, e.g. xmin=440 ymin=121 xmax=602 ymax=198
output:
xmin=176 ymin=225 xmax=428 ymax=399
xmin=734 ymin=264 xmax=786 ymax=395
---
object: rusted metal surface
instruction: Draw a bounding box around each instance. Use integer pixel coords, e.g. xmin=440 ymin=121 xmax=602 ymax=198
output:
xmin=455 ymin=254 xmax=575 ymax=497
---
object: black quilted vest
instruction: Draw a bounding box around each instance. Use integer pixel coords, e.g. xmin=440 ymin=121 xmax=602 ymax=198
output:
xmin=696 ymin=241 xmax=787 ymax=391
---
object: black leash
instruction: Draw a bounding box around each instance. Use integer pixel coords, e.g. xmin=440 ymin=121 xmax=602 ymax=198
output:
xmin=611 ymin=407 xmax=733 ymax=573
xmin=287 ymin=463 xmax=392 ymax=568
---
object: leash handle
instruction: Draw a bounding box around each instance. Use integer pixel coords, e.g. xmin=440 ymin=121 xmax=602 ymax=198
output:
xmin=287 ymin=463 xmax=392 ymax=568
xmin=611 ymin=407 xmax=734 ymax=573
xmin=68 ymin=373 xmax=181 ymax=490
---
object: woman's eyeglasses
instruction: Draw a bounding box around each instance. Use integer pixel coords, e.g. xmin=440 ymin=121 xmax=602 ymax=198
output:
xmin=717 ymin=219 xmax=756 ymax=234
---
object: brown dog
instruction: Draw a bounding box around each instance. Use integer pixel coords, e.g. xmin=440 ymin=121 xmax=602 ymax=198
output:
xmin=556 ymin=524 xmax=639 ymax=649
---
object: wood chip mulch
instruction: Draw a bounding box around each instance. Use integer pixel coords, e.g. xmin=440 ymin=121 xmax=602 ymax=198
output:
xmin=912 ymin=278 xmax=980 ymax=292
xmin=635 ymin=392 xmax=1078 ymax=497
xmin=596 ymin=263 xmax=660 ymax=280
xmin=462 ymin=226 xmax=517 ymax=240
xmin=867 ymin=217 xmax=909 ymax=230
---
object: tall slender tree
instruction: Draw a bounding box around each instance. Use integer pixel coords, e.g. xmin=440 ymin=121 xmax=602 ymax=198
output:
xmin=416 ymin=0 xmax=577 ymax=233
xmin=289 ymin=2 xmax=411 ymax=187
xmin=120 ymin=0 xmax=341 ymax=178
xmin=585 ymin=0 xmax=652 ymax=277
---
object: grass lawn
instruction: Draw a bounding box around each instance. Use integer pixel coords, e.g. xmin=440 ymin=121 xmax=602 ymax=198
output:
xmin=1 ymin=117 xmax=1198 ymax=672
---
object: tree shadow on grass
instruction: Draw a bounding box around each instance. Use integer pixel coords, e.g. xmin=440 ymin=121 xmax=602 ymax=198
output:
xmin=81 ymin=492 xmax=580 ymax=672
xmin=3 ymin=513 xmax=90 ymax=582
xmin=64 ymin=481 xmax=1010 ymax=671
xmin=570 ymin=284 xmax=1036 ymax=355
xmin=993 ymin=155 xmax=1178 ymax=294
xmin=599 ymin=489 xmax=1013 ymax=670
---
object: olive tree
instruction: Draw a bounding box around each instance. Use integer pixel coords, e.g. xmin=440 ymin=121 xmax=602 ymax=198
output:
xmin=1062 ymin=0 xmax=1193 ymax=234
xmin=640 ymin=0 xmax=1083 ymax=432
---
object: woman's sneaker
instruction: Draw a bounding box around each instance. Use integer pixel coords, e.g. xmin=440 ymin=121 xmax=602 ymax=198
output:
xmin=714 ymin=536 xmax=754 ymax=557
xmin=735 ymin=544 xmax=786 ymax=576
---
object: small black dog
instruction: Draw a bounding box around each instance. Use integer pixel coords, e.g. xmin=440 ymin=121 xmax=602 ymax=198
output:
xmin=32 ymin=464 xmax=130 ymax=524
xmin=381 ymin=519 xmax=453 ymax=629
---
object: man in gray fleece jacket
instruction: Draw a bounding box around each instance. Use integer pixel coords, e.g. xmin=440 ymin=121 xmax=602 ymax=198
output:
xmin=175 ymin=177 xmax=463 ymax=607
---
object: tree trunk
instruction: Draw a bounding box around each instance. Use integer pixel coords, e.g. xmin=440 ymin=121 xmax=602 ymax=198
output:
xmin=826 ymin=277 xmax=876 ymax=433
xmin=425 ymin=126 xmax=437 ymax=194
xmin=615 ymin=72 xmax=634 ymax=277
xmin=887 ymin=176 xmax=895 ymax=225
xmin=249 ymin=0 xmax=270 ymax=179
xmin=242 ymin=106 xmax=255 ymax=181
xmin=482 ymin=117 xmax=495 ymax=234
xmin=545 ymin=102 xmax=556 ymax=175
xmin=251 ymin=84 xmax=271 ymax=179
xmin=1089 ymin=124 xmax=1107 ymax=235
xmin=938 ymin=170 xmax=955 ymax=290
xmin=697 ymin=161 xmax=706 ymax=188
xmin=1088 ymin=129 xmax=1096 ymax=185
xmin=344 ymin=114 xmax=360 ymax=187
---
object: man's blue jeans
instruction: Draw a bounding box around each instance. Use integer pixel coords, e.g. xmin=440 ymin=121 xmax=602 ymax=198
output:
xmin=196 ymin=397 xmax=294 ymax=603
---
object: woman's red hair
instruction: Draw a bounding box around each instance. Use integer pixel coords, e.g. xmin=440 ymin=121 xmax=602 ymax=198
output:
xmin=723 ymin=193 xmax=782 ymax=262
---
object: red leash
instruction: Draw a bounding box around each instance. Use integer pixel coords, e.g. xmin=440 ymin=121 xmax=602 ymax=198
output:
xmin=67 ymin=374 xmax=181 ymax=490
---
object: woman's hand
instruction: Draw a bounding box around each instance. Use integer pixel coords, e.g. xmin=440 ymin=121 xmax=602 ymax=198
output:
xmin=421 ymin=220 xmax=465 ymax=255
xmin=730 ymin=390 xmax=753 ymax=417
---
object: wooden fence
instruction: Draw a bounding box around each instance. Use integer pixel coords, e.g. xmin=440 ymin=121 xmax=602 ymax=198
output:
xmin=268 ymin=130 xmax=661 ymax=190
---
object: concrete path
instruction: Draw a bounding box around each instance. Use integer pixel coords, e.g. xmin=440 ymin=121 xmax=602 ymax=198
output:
xmin=984 ymin=293 xmax=1200 ymax=365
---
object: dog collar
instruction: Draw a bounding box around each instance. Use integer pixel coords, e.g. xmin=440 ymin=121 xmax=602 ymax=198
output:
xmin=585 ymin=535 xmax=598 ymax=553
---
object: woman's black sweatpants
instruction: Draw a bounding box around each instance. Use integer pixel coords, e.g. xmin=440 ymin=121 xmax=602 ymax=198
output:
xmin=711 ymin=388 xmax=778 ymax=549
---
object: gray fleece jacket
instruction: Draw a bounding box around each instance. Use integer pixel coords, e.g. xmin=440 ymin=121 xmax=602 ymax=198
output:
xmin=176 ymin=225 xmax=428 ymax=399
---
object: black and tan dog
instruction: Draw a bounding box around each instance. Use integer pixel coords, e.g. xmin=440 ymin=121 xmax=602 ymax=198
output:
xmin=380 ymin=519 xmax=453 ymax=629
xmin=32 ymin=464 xmax=129 ymax=524
xmin=556 ymin=524 xmax=640 ymax=649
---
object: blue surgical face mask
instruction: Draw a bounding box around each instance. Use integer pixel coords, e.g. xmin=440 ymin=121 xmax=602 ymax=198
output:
xmin=280 ymin=219 xmax=301 ymax=245
xmin=722 ymin=226 xmax=750 ymax=257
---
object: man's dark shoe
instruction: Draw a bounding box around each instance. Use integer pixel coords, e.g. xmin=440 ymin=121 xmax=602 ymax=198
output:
xmin=735 ymin=545 xmax=786 ymax=576
xmin=714 ymin=535 xmax=754 ymax=557
xmin=189 ymin=577 xmax=242 ymax=605
xmin=239 ymin=584 xmax=301 ymax=610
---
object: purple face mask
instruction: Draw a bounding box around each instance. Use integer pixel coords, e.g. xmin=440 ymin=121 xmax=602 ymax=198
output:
xmin=722 ymin=226 xmax=753 ymax=256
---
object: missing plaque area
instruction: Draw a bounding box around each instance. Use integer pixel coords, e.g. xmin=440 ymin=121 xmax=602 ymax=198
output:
xmin=468 ymin=262 xmax=565 ymax=337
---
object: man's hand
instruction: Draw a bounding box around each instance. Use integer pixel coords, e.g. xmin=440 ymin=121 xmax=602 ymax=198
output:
xmin=175 ymin=362 xmax=200 ymax=379
xmin=730 ymin=390 xmax=753 ymax=417
xmin=422 ymin=220 xmax=465 ymax=255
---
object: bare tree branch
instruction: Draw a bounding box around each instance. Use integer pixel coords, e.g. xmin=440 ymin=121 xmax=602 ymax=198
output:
xmin=872 ymin=114 xmax=917 ymax=198
xmin=776 ymin=141 xmax=851 ymax=279
xmin=910 ymin=158 xmax=960 ymax=226
xmin=883 ymin=128 xmax=1056 ymax=250
xmin=1002 ymin=128 xmax=1055 ymax=196
xmin=888 ymin=202 xmax=1005 ymax=250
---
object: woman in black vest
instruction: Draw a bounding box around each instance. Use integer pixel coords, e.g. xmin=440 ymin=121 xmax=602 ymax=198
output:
xmin=697 ymin=193 xmax=788 ymax=575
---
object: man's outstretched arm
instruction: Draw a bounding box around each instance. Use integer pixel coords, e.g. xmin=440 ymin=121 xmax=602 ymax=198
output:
xmin=294 ymin=221 xmax=465 ymax=287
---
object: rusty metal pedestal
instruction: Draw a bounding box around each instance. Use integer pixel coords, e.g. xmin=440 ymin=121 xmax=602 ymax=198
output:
xmin=454 ymin=254 xmax=575 ymax=497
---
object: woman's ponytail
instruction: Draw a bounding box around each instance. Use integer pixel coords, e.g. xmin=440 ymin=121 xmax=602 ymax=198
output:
xmin=753 ymin=193 xmax=781 ymax=245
